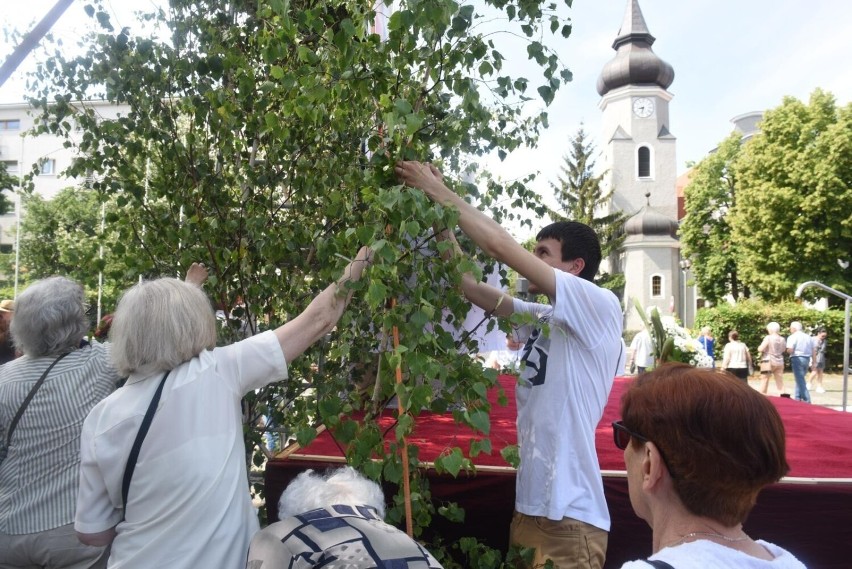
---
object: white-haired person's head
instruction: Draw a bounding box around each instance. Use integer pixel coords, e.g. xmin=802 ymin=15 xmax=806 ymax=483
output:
xmin=278 ymin=467 xmax=386 ymax=520
xmin=110 ymin=278 xmax=217 ymax=377
xmin=790 ymin=321 xmax=802 ymax=332
xmin=12 ymin=277 xmax=88 ymax=357
xmin=767 ymin=322 xmax=781 ymax=334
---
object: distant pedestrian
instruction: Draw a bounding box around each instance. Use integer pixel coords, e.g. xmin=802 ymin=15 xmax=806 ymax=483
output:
xmin=628 ymin=329 xmax=654 ymax=374
xmin=758 ymin=322 xmax=787 ymax=396
xmin=697 ymin=327 xmax=715 ymax=367
xmin=0 ymin=299 xmax=16 ymax=365
xmin=786 ymin=322 xmax=813 ymax=403
xmin=721 ymin=330 xmax=752 ymax=382
xmin=807 ymin=327 xmax=828 ymax=394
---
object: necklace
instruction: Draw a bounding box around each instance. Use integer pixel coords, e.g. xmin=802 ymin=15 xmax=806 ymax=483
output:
xmin=668 ymin=530 xmax=750 ymax=549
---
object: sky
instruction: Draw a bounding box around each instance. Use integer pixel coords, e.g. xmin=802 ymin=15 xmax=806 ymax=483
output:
xmin=2 ymin=0 xmax=851 ymax=230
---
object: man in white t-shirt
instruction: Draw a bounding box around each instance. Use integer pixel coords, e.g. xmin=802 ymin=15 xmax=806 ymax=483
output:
xmin=628 ymin=330 xmax=654 ymax=374
xmin=397 ymin=162 xmax=625 ymax=569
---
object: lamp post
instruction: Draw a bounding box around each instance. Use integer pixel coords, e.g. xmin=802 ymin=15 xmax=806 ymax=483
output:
xmin=516 ymin=277 xmax=529 ymax=301
xmin=679 ymin=259 xmax=691 ymax=325
xmin=795 ymin=281 xmax=850 ymax=412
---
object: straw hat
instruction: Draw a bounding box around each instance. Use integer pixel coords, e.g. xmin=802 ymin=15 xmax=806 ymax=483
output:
xmin=0 ymin=299 xmax=13 ymax=313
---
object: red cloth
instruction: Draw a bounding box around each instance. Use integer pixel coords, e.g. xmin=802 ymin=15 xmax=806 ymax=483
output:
xmin=269 ymin=374 xmax=852 ymax=568
xmin=282 ymin=374 xmax=852 ymax=478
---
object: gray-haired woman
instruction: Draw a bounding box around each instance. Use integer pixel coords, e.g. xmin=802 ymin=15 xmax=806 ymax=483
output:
xmin=74 ymin=248 xmax=373 ymax=569
xmin=758 ymin=322 xmax=788 ymax=396
xmin=0 ymin=277 xmax=121 ymax=569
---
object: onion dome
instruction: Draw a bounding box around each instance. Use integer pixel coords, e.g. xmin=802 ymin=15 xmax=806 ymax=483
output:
xmin=596 ymin=0 xmax=675 ymax=96
xmin=624 ymin=194 xmax=679 ymax=238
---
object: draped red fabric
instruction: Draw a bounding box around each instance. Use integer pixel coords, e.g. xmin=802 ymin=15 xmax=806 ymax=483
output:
xmin=266 ymin=375 xmax=852 ymax=568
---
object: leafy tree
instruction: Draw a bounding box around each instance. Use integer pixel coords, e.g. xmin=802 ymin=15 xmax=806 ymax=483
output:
xmin=17 ymin=187 xmax=125 ymax=315
xmin=547 ymin=126 xmax=626 ymax=291
xmin=680 ymin=132 xmax=747 ymax=304
xmin=730 ymin=89 xmax=852 ymax=301
xmin=25 ymin=0 xmax=574 ymax=554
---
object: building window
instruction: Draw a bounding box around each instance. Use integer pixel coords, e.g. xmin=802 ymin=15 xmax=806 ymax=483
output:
xmin=0 ymin=244 xmax=11 ymax=254
xmin=637 ymin=146 xmax=652 ymax=178
xmin=651 ymin=274 xmax=663 ymax=297
xmin=0 ymin=119 xmax=21 ymax=131
xmin=39 ymin=159 xmax=56 ymax=176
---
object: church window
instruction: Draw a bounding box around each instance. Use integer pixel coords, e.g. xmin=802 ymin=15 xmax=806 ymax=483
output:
xmin=651 ymin=274 xmax=663 ymax=297
xmin=637 ymin=146 xmax=652 ymax=178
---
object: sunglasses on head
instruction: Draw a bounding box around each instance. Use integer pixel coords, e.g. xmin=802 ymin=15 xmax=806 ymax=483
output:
xmin=611 ymin=420 xmax=648 ymax=450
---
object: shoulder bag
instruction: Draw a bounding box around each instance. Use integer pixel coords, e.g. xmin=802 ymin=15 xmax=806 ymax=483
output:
xmin=1 ymin=352 xmax=71 ymax=463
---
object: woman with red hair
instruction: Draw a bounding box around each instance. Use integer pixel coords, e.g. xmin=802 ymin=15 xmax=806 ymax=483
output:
xmin=614 ymin=364 xmax=805 ymax=568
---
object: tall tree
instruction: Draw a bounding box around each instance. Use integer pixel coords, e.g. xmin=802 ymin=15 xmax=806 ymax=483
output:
xmin=730 ymin=90 xmax=852 ymax=300
xmin=17 ymin=187 xmax=124 ymax=311
xmin=680 ymin=132 xmax=746 ymax=304
xmin=24 ymin=0 xmax=574 ymax=549
xmin=548 ymin=126 xmax=626 ymax=291
xmin=0 ymin=162 xmax=15 ymax=216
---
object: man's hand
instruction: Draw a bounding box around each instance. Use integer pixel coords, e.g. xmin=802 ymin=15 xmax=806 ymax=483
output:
xmin=395 ymin=161 xmax=448 ymax=202
xmin=185 ymin=262 xmax=209 ymax=286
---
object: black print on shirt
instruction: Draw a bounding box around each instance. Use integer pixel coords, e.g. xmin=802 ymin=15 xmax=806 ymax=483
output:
xmin=520 ymin=324 xmax=550 ymax=387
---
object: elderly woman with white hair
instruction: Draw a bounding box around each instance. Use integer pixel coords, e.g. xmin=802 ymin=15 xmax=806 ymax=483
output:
xmin=74 ymin=249 xmax=373 ymax=569
xmin=0 ymin=277 xmax=121 ymax=569
xmin=247 ymin=467 xmax=443 ymax=568
xmin=758 ymin=322 xmax=788 ymax=396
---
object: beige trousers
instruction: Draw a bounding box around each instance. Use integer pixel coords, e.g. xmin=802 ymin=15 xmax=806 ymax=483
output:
xmin=509 ymin=511 xmax=608 ymax=569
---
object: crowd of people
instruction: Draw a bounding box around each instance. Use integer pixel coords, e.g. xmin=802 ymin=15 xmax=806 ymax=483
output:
xmin=626 ymin=320 xmax=831 ymax=406
xmin=0 ymin=162 xmax=812 ymax=568
xmin=718 ymin=321 xmax=828 ymax=403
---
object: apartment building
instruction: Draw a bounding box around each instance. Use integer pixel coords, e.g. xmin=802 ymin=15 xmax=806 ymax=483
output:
xmin=0 ymin=100 xmax=131 ymax=251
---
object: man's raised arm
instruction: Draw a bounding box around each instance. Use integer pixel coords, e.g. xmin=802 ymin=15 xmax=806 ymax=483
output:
xmin=396 ymin=161 xmax=557 ymax=299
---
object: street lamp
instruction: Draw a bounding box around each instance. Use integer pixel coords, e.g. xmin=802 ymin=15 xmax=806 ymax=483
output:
xmin=679 ymin=259 xmax=691 ymax=324
xmin=795 ymin=281 xmax=850 ymax=412
xmin=516 ymin=277 xmax=530 ymax=301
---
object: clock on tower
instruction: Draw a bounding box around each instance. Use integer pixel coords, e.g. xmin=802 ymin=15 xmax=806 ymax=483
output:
xmin=632 ymin=97 xmax=654 ymax=118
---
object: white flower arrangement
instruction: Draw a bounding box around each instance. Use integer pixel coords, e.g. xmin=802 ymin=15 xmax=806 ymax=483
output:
xmin=634 ymin=301 xmax=713 ymax=368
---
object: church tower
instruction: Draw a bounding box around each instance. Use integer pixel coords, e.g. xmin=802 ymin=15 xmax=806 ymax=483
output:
xmin=597 ymin=0 xmax=683 ymax=330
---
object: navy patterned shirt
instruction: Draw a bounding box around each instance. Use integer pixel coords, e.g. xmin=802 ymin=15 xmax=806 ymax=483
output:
xmin=247 ymin=505 xmax=443 ymax=568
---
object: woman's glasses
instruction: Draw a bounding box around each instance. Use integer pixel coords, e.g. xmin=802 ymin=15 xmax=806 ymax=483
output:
xmin=612 ymin=420 xmax=648 ymax=450
xmin=612 ymin=420 xmax=676 ymax=478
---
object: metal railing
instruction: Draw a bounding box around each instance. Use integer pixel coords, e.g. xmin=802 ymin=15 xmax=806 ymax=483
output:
xmin=795 ymin=281 xmax=851 ymax=412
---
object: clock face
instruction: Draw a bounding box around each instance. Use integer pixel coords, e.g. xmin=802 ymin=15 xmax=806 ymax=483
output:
xmin=633 ymin=97 xmax=654 ymax=118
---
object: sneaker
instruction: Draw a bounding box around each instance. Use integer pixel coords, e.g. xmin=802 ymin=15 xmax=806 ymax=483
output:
xmin=816 ymin=387 xmax=826 ymax=394
xmin=807 ymin=383 xmax=813 ymax=390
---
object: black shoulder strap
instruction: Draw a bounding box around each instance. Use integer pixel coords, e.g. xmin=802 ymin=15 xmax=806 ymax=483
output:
xmin=121 ymin=370 xmax=170 ymax=515
xmin=646 ymin=560 xmax=675 ymax=569
xmin=5 ymin=352 xmax=71 ymax=447
xmin=615 ymin=341 xmax=625 ymax=377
